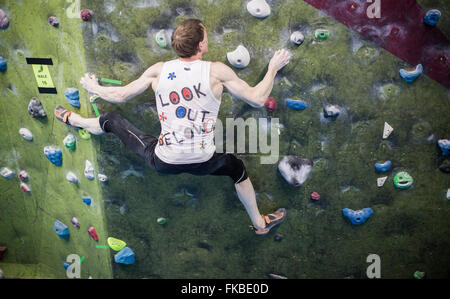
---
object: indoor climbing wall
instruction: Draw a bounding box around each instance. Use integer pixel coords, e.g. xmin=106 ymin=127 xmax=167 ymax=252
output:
xmin=0 ymin=0 xmax=449 ymax=279
xmin=0 ymin=0 xmax=112 ymax=278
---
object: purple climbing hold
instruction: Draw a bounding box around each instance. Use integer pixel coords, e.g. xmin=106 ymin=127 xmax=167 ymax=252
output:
xmin=48 ymin=16 xmax=59 ymax=27
xmin=71 ymin=217 xmax=80 ymax=228
xmin=0 ymin=56 xmax=6 ymax=73
xmin=0 ymin=9 xmax=9 ymax=30
xmin=80 ymin=9 xmax=94 ymax=21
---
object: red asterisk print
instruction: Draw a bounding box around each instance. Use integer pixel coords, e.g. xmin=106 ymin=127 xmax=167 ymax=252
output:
xmin=159 ymin=112 xmax=167 ymax=122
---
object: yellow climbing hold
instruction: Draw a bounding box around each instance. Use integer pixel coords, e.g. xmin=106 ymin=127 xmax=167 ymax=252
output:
xmin=107 ymin=237 xmax=126 ymax=251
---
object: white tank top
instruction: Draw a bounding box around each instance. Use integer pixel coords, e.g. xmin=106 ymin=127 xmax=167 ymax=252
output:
xmin=154 ymin=59 xmax=221 ymax=164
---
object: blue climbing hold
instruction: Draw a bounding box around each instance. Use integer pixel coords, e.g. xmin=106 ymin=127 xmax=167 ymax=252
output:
xmin=424 ymin=9 xmax=441 ymax=26
xmin=44 ymin=146 xmax=62 ymax=166
xmin=82 ymin=196 xmax=91 ymax=206
xmin=53 ymin=220 xmax=70 ymax=239
xmin=0 ymin=56 xmax=6 ymax=73
xmin=63 ymin=263 xmax=70 ymax=270
xmin=374 ymin=160 xmax=392 ymax=172
xmin=286 ymin=98 xmax=308 ymax=110
xmin=64 ymin=88 xmax=80 ymax=108
xmin=342 ymin=208 xmax=373 ymax=225
xmin=438 ymin=139 xmax=449 ymax=156
xmin=399 ymin=64 xmax=423 ymax=83
xmin=114 ymin=247 xmax=135 ymax=265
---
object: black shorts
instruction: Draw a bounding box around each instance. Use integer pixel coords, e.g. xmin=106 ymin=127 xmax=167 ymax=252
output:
xmin=99 ymin=112 xmax=248 ymax=184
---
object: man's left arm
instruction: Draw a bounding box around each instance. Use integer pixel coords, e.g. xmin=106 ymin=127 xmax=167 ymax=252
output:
xmin=80 ymin=62 xmax=163 ymax=104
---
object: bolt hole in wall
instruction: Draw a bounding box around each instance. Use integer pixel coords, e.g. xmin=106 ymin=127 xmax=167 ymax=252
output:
xmin=0 ymin=0 xmax=449 ymax=280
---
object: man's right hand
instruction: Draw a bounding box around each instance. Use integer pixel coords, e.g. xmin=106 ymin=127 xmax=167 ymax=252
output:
xmin=268 ymin=49 xmax=292 ymax=72
xmin=80 ymin=73 xmax=100 ymax=93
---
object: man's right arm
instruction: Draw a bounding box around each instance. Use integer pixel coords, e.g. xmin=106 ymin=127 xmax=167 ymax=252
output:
xmin=214 ymin=49 xmax=291 ymax=108
xmin=80 ymin=62 xmax=164 ymax=104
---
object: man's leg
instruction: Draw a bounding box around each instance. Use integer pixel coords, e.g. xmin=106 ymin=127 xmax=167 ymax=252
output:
xmin=68 ymin=113 xmax=104 ymax=135
xmin=234 ymin=177 xmax=266 ymax=230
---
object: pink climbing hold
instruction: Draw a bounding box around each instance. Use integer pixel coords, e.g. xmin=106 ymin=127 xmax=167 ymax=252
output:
xmin=80 ymin=9 xmax=94 ymax=21
xmin=310 ymin=192 xmax=320 ymax=201
xmin=20 ymin=182 xmax=31 ymax=193
xmin=265 ymin=97 xmax=277 ymax=112
xmin=18 ymin=170 xmax=29 ymax=182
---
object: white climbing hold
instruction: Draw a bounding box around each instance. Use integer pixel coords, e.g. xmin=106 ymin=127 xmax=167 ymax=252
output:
xmin=98 ymin=173 xmax=108 ymax=183
xmin=84 ymin=160 xmax=95 ymax=180
xmin=383 ymin=122 xmax=393 ymax=139
xmin=227 ymin=45 xmax=251 ymax=69
xmin=290 ymin=31 xmax=304 ymax=45
xmin=247 ymin=0 xmax=271 ymax=18
xmin=1 ymin=167 xmax=15 ymax=179
xmin=446 ymin=188 xmax=450 ymax=200
xmin=66 ymin=171 xmax=79 ymax=184
xmin=377 ymin=176 xmax=387 ymax=187
xmin=19 ymin=128 xmax=33 ymax=141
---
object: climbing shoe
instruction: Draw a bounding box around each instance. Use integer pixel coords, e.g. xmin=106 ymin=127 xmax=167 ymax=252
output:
xmin=54 ymin=105 xmax=81 ymax=129
xmin=253 ymin=208 xmax=287 ymax=236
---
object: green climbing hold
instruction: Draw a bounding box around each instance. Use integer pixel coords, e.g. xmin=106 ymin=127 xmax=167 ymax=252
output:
xmin=157 ymin=217 xmax=167 ymax=225
xmin=315 ymin=29 xmax=329 ymax=40
xmin=63 ymin=133 xmax=76 ymax=151
xmin=413 ymin=271 xmax=425 ymax=279
xmin=107 ymin=237 xmax=127 ymax=251
xmin=155 ymin=30 xmax=167 ymax=48
xmin=393 ymin=171 xmax=414 ymax=189
xmin=78 ymin=129 xmax=91 ymax=140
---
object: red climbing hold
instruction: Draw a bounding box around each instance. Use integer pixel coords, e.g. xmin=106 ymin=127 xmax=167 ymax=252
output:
xmin=80 ymin=9 xmax=94 ymax=21
xmin=310 ymin=192 xmax=321 ymax=201
xmin=265 ymin=97 xmax=277 ymax=112
xmin=88 ymin=226 xmax=98 ymax=241
xmin=0 ymin=246 xmax=7 ymax=260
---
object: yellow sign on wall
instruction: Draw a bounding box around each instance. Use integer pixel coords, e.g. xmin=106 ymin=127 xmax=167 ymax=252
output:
xmin=31 ymin=64 xmax=55 ymax=89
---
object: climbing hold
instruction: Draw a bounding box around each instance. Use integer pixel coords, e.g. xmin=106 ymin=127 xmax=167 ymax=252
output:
xmin=414 ymin=271 xmax=425 ymax=279
xmin=424 ymin=9 xmax=441 ymax=26
xmin=393 ymin=171 xmax=413 ymax=189
xmin=114 ymin=247 xmax=135 ymax=265
xmin=19 ymin=128 xmax=33 ymax=141
xmin=107 ymin=237 xmax=127 ymax=251
xmin=66 ymin=171 xmax=78 ymax=184
xmin=88 ymin=226 xmax=98 ymax=241
xmin=84 ymin=160 xmax=95 ymax=180
xmin=382 ymin=122 xmax=393 ymax=139
xmin=447 ymin=189 xmax=450 ymax=200
xmin=157 ymin=217 xmax=167 ymax=225
xmin=53 ymin=220 xmax=70 ymax=239
xmin=264 ymin=97 xmax=277 ymax=112
xmin=0 ymin=246 xmax=7 ymax=260
xmin=286 ymin=99 xmax=308 ymax=110
xmin=290 ymin=31 xmax=304 ymax=45
xmin=278 ymin=156 xmax=313 ymax=187
xmin=80 ymin=9 xmax=94 ymax=21
xmin=227 ymin=45 xmax=251 ymax=69
xmin=63 ymin=134 xmax=76 ymax=151
xmin=44 ymin=146 xmax=62 ymax=166
xmin=439 ymin=162 xmax=450 ymax=173
xmin=0 ymin=167 xmax=15 ymax=179
xmin=28 ymin=97 xmax=47 ymax=118
xmin=274 ymin=233 xmax=283 ymax=242
xmin=399 ymin=64 xmax=423 ymax=83
xmin=374 ymin=160 xmax=392 ymax=172
xmin=64 ymin=88 xmax=80 ymax=108
xmin=18 ymin=170 xmax=29 ymax=182
xmin=155 ymin=30 xmax=167 ymax=48
xmin=20 ymin=182 xmax=31 ymax=193
xmin=247 ymin=0 xmax=271 ymax=18
xmin=323 ymin=105 xmax=340 ymax=118
xmin=98 ymin=173 xmax=108 ymax=183
xmin=63 ymin=263 xmax=70 ymax=270
xmin=48 ymin=16 xmax=59 ymax=27
xmin=0 ymin=9 xmax=9 ymax=30
xmin=82 ymin=196 xmax=91 ymax=206
xmin=438 ymin=139 xmax=450 ymax=156
xmin=377 ymin=176 xmax=387 ymax=187
xmin=71 ymin=217 xmax=80 ymax=228
xmin=78 ymin=128 xmax=91 ymax=140
xmin=310 ymin=192 xmax=320 ymax=201
xmin=0 ymin=56 xmax=6 ymax=72
xmin=315 ymin=29 xmax=329 ymax=40
xmin=268 ymin=273 xmax=287 ymax=279
xmin=342 ymin=208 xmax=373 ymax=225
